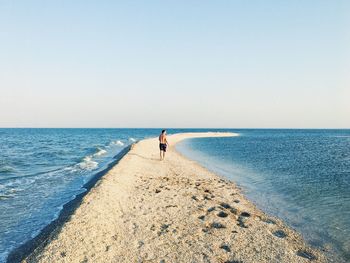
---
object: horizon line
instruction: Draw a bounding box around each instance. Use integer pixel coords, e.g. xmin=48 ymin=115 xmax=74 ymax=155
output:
xmin=0 ymin=127 xmax=349 ymax=130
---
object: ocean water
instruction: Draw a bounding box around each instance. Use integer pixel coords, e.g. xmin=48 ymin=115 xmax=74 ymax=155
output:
xmin=0 ymin=128 xmax=165 ymax=262
xmin=1 ymin=129 xmax=349 ymax=262
xmin=1 ymin=128 xmax=226 ymax=262
xmin=177 ymin=129 xmax=350 ymax=262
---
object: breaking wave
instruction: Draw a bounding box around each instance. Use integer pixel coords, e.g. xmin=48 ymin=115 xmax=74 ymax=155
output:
xmin=112 ymin=140 xmax=124 ymax=146
xmin=93 ymin=148 xmax=107 ymax=157
xmin=78 ymin=156 xmax=98 ymax=171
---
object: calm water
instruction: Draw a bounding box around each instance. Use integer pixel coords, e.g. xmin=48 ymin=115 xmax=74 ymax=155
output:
xmin=1 ymin=129 xmax=349 ymax=262
xmin=177 ymin=129 xmax=350 ymax=262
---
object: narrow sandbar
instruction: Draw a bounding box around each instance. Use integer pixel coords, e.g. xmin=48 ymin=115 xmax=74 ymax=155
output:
xmin=22 ymin=132 xmax=326 ymax=263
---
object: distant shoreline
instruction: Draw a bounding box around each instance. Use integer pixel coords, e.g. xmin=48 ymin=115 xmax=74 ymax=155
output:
xmin=15 ymin=132 xmax=326 ymax=263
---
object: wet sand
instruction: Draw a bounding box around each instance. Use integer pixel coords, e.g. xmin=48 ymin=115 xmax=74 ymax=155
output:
xmin=22 ymin=132 xmax=326 ymax=263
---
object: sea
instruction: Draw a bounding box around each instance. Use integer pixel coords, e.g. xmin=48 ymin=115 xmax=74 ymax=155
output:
xmin=0 ymin=128 xmax=349 ymax=262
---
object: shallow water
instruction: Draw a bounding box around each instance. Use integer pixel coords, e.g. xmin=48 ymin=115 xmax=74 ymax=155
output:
xmin=1 ymin=128 xmax=349 ymax=262
xmin=0 ymin=128 xmax=160 ymax=262
xmin=0 ymin=128 xmax=228 ymax=262
xmin=177 ymin=129 xmax=350 ymax=262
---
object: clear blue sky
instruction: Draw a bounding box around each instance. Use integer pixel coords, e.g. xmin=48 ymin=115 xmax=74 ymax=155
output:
xmin=0 ymin=1 xmax=349 ymax=128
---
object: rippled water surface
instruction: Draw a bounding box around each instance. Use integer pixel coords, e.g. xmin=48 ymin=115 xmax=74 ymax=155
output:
xmin=177 ymin=129 xmax=350 ymax=262
xmin=0 ymin=128 xmax=165 ymax=262
xmin=1 ymin=128 xmax=233 ymax=262
xmin=1 ymin=129 xmax=349 ymax=262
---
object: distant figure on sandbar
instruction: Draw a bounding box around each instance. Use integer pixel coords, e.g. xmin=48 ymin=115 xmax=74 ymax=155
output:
xmin=159 ymin=129 xmax=169 ymax=161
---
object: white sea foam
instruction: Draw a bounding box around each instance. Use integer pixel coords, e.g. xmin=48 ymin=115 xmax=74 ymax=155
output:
xmin=78 ymin=156 xmax=98 ymax=171
xmin=64 ymin=152 xmax=101 ymax=173
xmin=113 ymin=140 xmax=124 ymax=146
xmin=129 ymin=137 xmax=136 ymax=142
xmin=63 ymin=166 xmax=79 ymax=173
xmin=93 ymin=148 xmax=107 ymax=157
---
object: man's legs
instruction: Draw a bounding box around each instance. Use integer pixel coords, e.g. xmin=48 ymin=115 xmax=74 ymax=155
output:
xmin=160 ymin=150 xmax=163 ymax=160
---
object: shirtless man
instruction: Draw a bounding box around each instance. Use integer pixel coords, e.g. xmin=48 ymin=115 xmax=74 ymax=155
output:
xmin=159 ymin=129 xmax=169 ymax=161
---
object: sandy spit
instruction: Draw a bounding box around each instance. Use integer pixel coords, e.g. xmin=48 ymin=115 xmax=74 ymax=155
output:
xmin=23 ymin=132 xmax=326 ymax=263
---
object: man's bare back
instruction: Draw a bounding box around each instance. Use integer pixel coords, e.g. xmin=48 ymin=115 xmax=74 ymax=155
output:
xmin=159 ymin=130 xmax=168 ymax=160
xmin=159 ymin=134 xmax=167 ymax=144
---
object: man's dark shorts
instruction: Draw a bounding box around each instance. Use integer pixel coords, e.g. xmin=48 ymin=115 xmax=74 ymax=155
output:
xmin=159 ymin=143 xmax=167 ymax=152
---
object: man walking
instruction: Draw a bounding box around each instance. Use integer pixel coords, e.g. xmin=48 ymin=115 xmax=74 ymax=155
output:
xmin=159 ymin=130 xmax=169 ymax=161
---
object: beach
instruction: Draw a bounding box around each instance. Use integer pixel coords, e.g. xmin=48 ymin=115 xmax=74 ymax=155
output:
xmin=21 ymin=132 xmax=326 ymax=263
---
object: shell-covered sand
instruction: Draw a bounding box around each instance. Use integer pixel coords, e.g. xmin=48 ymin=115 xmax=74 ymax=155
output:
xmin=23 ymin=132 xmax=327 ymax=263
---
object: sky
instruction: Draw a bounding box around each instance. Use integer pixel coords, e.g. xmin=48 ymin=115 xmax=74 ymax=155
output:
xmin=0 ymin=1 xmax=349 ymax=128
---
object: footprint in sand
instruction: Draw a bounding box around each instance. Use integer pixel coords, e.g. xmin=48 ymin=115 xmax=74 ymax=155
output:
xmin=229 ymin=208 xmax=238 ymax=215
xmin=220 ymin=203 xmax=232 ymax=209
xmin=240 ymin=212 xmax=250 ymax=218
xmin=237 ymin=217 xmax=248 ymax=228
xmin=211 ymin=222 xmax=226 ymax=229
xmin=157 ymin=224 xmax=170 ymax=236
xmin=273 ymin=230 xmax=287 ymax=238
xmin=217 ymin=211 xmax=229 ymax=218
xmin=207 ymin=207 xmax=216 ymax=212
xmin=236 ymin=212 xmax=250 ymax=228
xmin=137 ymin=241 xmax=144 ymax=248
xmin=191 ymin=195 xmax=198 ymax=201
xmin=198 ymin=215 xmax=206 ymax=220
xmin=220 ymin=244 xmax=231 ymax=252
xmin=296 ymin=249 xmax=317 ymax=260
xmin=204 ymin=195 xmax=212 ymax=200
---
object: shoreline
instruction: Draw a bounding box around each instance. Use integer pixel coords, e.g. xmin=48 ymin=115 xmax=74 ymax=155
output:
xmin=16 ymin=132 xmax=326 ymax=263
xmin=7 ymin=146 xmax=132 ymax=263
